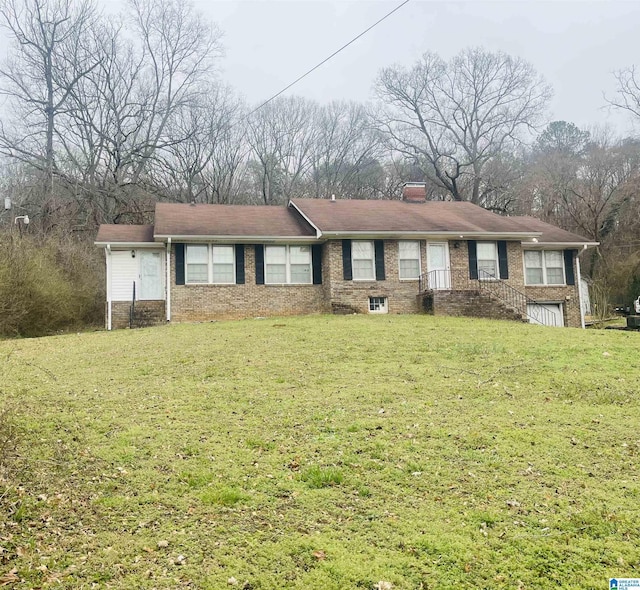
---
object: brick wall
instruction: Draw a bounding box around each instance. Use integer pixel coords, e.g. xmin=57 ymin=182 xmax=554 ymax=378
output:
xmin=170 ymin=245 xmax=328 ymax=322
xmin=110 ymin=300 xmax=165 ymax=329
xmin=161 ymin=240 xmax=582 ymax=327
xmin=432 ymin=290 xmax=525 ymax=322
xmin=324 ymin=240 xmax=422 ymax=314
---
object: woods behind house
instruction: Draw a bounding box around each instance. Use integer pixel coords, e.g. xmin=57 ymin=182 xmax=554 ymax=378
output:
xmin=0 ymin=0 xmax=639 ymax=335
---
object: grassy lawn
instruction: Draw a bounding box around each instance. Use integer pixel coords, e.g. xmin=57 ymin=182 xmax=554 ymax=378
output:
xmin=1 ymin=315 xmax=639 ymax=589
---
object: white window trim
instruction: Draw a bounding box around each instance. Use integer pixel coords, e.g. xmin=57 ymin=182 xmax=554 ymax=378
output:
xmin=523 ymin=250 xmax=566 ymax=286
xmin=352 ymin=240 xmax=375 ymax=281
xmin=368 ymin=296 xmax=388 ymax=314
xmin=398 ymin=240 xmax=421 ymax=281
xmin=185 ymin=244 xmax=209 ymax=284
xmin=264 ymin=245 xmax=312 ymax=285
xmin=211 ymin=245 xmax=236 ymax=285
xmin=185 ymin=244 xmax=236 ymax=285
xmin=477 ymin=241 xmax=499 ymax=281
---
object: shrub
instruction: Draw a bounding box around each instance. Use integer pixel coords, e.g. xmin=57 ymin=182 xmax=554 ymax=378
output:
xmin=0 ymin=231 xmax=103 ymax=337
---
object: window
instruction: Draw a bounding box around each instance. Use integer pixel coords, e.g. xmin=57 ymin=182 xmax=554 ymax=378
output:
xmin=399 ymin=241 xmax=421 ymax=280
xmin=212 ymin=245 xmax=235 ymax=284
xmin=477 ymin=242 xmax=498 ymax=279
xmin=186 ymin=244 xmax=208 ymax=283
xmin=369 ymin=297 xmax=388 ymax=313
xmin=186 ymin=244 xmax=236 ymax=284
xmin=524 ymin=250 xmax=565 ymax=285
xmin=352 ymin=241 xmax=375 ymax=280
xmin=265 ymin=245 xmax=311 ymax=284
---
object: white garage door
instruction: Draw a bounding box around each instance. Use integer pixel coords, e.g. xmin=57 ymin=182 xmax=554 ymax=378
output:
xmin=527 ymin=303 xmax=564 ymax=327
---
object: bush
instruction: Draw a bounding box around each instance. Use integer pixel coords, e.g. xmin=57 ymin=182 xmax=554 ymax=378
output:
xmin=0 ymin=231 xmax=104 ymax=337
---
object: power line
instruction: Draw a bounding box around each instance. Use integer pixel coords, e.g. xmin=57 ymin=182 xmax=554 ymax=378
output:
xmin=246 ymin=0 xmax=412 ymax=118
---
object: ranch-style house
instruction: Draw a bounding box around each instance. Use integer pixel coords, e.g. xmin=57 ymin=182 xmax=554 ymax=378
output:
xmin=95 ymin=183 xmax=597 ymax=330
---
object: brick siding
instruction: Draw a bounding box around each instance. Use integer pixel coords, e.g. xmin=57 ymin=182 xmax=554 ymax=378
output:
xmin=109 ymin=300 xmax=165 ymax=329
xmin=124 ymin=240 xmax=583 ymax=328
xmin=324 ymin=240 xmax=422 ymax=314
xmin=170 ymin=245 xmax=328 ymax=322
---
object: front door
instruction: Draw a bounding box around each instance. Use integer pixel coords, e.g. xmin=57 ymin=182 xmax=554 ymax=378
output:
xmin=139 ymin=251 xmax=163 ymax=300
xmin=427 ymin=242 xmax=451 ymax=289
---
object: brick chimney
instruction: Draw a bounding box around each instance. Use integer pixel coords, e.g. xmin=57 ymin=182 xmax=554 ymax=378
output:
xmin=402 ymin=182 xmax=426 ymax=203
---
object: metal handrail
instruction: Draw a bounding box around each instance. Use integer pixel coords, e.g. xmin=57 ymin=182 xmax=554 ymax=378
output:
xmin=129 ymin=281 xmax=136 ymax=329
xmin=418 ymin=268 xmax=560 ymax=326
xmin=418 ymin=269 xmax=451 ymax=292
xmin=476 ymin=270 xmax=558 ymax=326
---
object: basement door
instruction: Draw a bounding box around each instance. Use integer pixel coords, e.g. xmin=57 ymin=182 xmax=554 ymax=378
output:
xmin=139 ymin=251 xmax=163 ymax=300
xmin=526 ymin=303 xmax=563 ymax=327
xmin=427 ymin=242 xmax=451 ymax=289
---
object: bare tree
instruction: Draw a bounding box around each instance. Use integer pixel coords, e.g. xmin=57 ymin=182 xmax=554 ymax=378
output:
xmin=0 ymin=0 xmax=99 ymax=189
xmin=309 ymin=101 xmax=382 ymax=199
xmin=53 ymin=0 xmax=224 ymax=222
xmin=246 ymin=96 xmax=318 ymax=205
xmin=155 ymin=84 xmax=248 ymax=204
xmin=374 ymin=47 xmax=552 ymax=207
xmin=609 ymin=66 xmax=640 ymax=122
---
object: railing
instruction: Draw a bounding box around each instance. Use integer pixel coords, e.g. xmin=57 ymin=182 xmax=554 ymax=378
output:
xmin=129 ymin=281 xmax=136 ymax=329
xmin=476 ymin=270 xmax=558 ymax=327
xmin=418 ymin=268 xmax=560 ymax=326
xmin=418 ymin=269 xmax=451 ymax=292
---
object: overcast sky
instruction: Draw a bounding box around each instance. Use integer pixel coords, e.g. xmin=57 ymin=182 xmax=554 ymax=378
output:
xmin=193 ymin=0 xmax=640 ymax=135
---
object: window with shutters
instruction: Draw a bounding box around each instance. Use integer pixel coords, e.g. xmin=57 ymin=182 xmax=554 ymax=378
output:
xmin=477 ymin=242 xmax=498 ymax=279
xmin=524 ymin=250 xmax=565 ymax=285
xmin=212 ymin=246 xmax=235 ymax=284
xmin=352 ymin=241 xmax=375 ymax=280
xmin=186 ymin=245 xmax=209 ymax=283
xmin=186 ymin=244 xmax=236 ymax=284
xmin=398 ymin=241 xmax=421 ymax=280
xmin=265 ymin=245 xmax=312 ymax=284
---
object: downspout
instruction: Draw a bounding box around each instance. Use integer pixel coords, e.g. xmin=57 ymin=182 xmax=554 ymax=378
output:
xmin=166 ymin=238 xmax=171 ymax=322
xmin=576 ymin=246 xmax=586 ymax=329
xmin=106 ymin=244 xmax=112 ymax=331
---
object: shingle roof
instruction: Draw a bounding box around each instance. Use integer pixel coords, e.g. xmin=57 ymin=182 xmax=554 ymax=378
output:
xmin=153 ymin=203 xmax=316 ymax=238
xmin=290 ymin=198 xmax=538 ymax=236
xmin=507 ymin=216 xmax=596 ymax=245
xmin=95 ymin=224 xmax=154 ymax=243
xmin=94 ymin=201 xmax=596 ymax=246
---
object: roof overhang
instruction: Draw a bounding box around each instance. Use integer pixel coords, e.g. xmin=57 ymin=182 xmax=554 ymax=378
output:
xmin=95 ymin=241 xmax=162 ymax=249
xmin=522 ymin=241 xmax=600 ymax=249
xmin=152 ymin=234 xmax=318 ymax=243
xmin=319 ymin=230 xmax=542 ymax=240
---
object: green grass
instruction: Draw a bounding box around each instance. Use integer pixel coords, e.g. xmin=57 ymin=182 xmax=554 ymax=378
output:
xmin=1 ymin=314 xmax=639 ymax=589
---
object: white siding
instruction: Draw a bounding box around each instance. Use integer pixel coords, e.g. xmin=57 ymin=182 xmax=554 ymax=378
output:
xmin=111 ymin=251 xmax=139 ymax=301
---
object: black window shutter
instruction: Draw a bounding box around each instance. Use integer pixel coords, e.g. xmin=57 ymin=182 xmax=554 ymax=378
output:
xmin=255 ymin=245 xmax=264 ymax=285
xmin=468 ymin=240 xmax=478 ymax=280
xmin=311 ymin=244 xmax=322 ymax=285
xmin=235 ymin=244 xmax=245 ymax=284
xmin=175 ymin=243 xmax=185 ymax=285
xmin=497 ymin=240 xmax=509 ymax=279
xmin=374 ymin=240 xmax=385 ymax=280
xmin=564 ymin=249 xmax=576 ymax=285
xmin=342 ymin=240 xmax=352 ymax=281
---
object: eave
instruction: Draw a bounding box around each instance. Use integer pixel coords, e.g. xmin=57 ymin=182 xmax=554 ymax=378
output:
xmin=95 ymin=241 xmax=162 ymax=248
xmin=152 ymin=234 xmax=318 ymax=243
xmin=522 ymin=241 xmax=600 ymax=249
xmin=319 ymin=230 xmax=543 ymax=240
